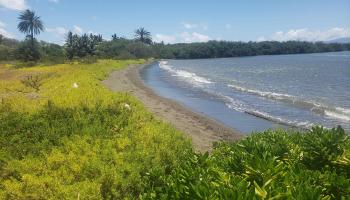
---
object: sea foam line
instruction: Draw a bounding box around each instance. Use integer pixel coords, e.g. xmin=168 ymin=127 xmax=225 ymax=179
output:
xmin=216 ymin=93 xmax=315 ymax=129
xmin=159 ymin=61 xmax=213 ymax=85
xmin=228 ymin=83 xmax=350 ymax=122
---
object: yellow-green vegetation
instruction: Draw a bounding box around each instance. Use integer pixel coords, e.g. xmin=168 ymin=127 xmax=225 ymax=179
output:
xmin=0 ymin=60 xmax=191 ymax=199
xmin=0 ymin=60 xmax=349 ymax=199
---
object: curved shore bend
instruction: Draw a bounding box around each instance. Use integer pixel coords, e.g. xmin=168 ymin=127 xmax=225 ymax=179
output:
xmin=102 ymin=63 xmax=243 ymax=152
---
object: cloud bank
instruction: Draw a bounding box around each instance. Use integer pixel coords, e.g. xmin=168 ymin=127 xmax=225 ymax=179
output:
xmin=0 ymin=20 xmax=15 ymax=38
xmin=154 ymin=32 xmax=211 ymax=44
xmin=46 ymin=26 xmax=68 ymax=35
xmin=0 ymin=0 xmax=28 ymax=11
xmin=258 ymin=27 xmax=350 ymax=42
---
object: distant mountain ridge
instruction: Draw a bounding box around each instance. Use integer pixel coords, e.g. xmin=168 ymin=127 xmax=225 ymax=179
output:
xmin=326 ymin=37 xmax=350 ymax=44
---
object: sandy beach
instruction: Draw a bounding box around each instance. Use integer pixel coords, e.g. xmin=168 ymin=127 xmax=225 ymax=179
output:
xmin=102 ymin=63 xmax=242 ymax=152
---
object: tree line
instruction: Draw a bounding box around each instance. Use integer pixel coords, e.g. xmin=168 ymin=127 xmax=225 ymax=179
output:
xmin=1 ymin=9 xmax=350 ymax=65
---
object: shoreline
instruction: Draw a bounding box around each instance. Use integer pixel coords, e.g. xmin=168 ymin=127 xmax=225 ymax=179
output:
xmin=103 ymin=62 xmax=243 ymax=152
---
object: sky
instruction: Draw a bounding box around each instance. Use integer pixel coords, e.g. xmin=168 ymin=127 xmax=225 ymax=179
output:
xmin=0 ymin=0 xmax=350 ymax=44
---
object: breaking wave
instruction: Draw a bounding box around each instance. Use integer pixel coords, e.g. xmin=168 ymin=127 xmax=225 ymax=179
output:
xmin=228 ymin=83 xmax=350 ymax=122
xmin=159 ymin=61 xmax=213 ymax=85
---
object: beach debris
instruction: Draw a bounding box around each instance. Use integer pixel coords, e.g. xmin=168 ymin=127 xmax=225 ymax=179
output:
xmin=124 ymin=103 xmax=131 ymax=110
xmin=73 ymin=82 xmax=79 ymax=88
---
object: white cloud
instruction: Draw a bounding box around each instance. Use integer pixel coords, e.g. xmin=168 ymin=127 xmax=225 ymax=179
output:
xmin=257 ymin=36 xmax=267 ymax=42
xmin=225 ymin=24 xmax=232 ymax=29
xmin=73 ymin=25 xmax=83 ymax=34
xmin=179 ymin=32 xmax=211 ymax=43
xmin=0 ymin=28 xmax=14 ymax=38
xmin=46 ymin=26 xmax=68 ymax=35
xmin=0 ymin=20 xmax=15 ymax=38
xmin=258 ymin=27 xmax=350 ymax=42
xmin=182 ymin=22 xmax=197 ymax=29
xmin=48 ymin=0 xmax=59 ymax=3
xmin=153 ymin=32 xmax=211 ymax=44
xmin=182 ymin=22 xmax=208 ymax=30
xmin=154 ymin=34 xmax=176 ymax=44
xmin=87 ymin=30 xmax=98 ymax=35
xmin=0 ymin=0 xmax=28 ymax=10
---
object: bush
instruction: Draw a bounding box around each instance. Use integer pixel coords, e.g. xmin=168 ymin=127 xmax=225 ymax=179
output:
xmin=143 ymin=127 xmax=350 ymax=199
xmin=15 ymin=38 xmax=41 ymax=62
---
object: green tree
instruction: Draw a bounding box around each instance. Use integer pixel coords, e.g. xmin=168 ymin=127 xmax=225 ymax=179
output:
xmin=111 ymin=33 xmax=118 ymax=41
xmin=15 ymin=37 xmax=41 ymax=62
xmin=65 ymin=31 xmax=75 ymax=60
xmin=134 ymin=27 xmax=152 ymax=44
xmin=17 ymin=10 xmax=44 ymax=62
xmin=17 ymin=10 xmax=44 ymax=45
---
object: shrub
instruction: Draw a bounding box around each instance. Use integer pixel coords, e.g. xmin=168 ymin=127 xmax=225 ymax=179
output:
xmin=143 ymin=127 xmax=350 ymax=199
xmin=15 ymin=38 xmax=41 ymax=62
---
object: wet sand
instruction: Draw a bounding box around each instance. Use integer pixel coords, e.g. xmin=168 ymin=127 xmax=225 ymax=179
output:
xmin=102 ymin=63 xmax=242 ymax=152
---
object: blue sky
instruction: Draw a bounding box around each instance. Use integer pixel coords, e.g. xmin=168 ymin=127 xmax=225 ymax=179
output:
xmin=1 ymin=0 xmax=350 ymax=44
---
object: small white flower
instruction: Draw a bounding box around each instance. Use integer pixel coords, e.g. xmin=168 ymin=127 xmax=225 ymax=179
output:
xmin=124 ymin=103 xmax=131 ymax=110
xmin=73 ymin=83 xmax=79 ymax=88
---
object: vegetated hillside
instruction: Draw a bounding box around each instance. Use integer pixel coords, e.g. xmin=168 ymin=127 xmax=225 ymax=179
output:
xmin=0 ymin=60 xmax=349 ymax=199
xmin=2 ymin=33 xmax=350 ymax=64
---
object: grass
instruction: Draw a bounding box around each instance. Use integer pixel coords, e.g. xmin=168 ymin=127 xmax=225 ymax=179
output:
xmin=0 ymin=60 xmax=191 ymax=199
xmin=0 ymin=60 xmax=349 ymax=199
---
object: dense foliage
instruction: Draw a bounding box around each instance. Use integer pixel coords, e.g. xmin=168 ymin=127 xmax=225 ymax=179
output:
xmin=157 ymin=40 xmax=350 ymax=59
xmin=0 ymin=60 xmax=349 ymax=199
xmin=1 ymin=33 xmax=350 ymax=64
xmin=144 ymin=127 xmax=350 ymax=199
xmin=65 ymin=31 xmax=103 ymax=60
xmin=0 ymin=37 xmax=19 ymax=61
xmin=0 ymin=37 xmax=65 ymax=65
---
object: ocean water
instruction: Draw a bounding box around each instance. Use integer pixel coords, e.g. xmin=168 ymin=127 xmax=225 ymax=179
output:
xmin=140 ymin=51 xmax=350 ymax=134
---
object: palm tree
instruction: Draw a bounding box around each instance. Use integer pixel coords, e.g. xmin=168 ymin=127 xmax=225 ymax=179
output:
xmin=134 ymin=27 xmax=152 ymax=44
xmin=17 ymin=9 xmax=44 ymax=44
xmin=111 ymin=33 xmax=118 ymax=41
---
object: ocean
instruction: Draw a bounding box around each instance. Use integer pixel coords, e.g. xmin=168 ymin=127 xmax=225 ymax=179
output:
xmin=140 ymin=51 xmax=350 ymax=134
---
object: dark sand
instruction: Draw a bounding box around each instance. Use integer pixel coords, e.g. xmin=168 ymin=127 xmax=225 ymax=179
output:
xmin=102 ymin=63 xmax=242 ymax=152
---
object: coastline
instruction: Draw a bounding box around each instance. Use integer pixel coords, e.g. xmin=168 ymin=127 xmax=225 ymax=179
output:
xmin=103 ymin=62 xmax=243 ymax=152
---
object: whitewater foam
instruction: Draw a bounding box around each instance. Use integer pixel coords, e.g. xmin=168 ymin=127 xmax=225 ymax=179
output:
xmin=228 ymin=83 xmax=350 ymax=122
xmin=159 ymin=61 xmax=213 ymax=85
xmin=324 ymin=110 xmax=350 ymax=122
xmin=217 ymin=92 xmax=315 ymax=129
xmin=245 ymin=110 xmax=315 ymax=129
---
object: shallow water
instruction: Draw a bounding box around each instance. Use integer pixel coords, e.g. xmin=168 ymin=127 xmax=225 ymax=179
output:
xmin=140 ymin=51 xmax=350 ymax=134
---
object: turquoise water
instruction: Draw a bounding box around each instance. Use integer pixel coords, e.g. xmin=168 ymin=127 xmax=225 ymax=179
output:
xmin=141 ymin=51 xmax=350 ymax=133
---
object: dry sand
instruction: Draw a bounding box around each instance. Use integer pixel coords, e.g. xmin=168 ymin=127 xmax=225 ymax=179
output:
xmin=102 ymin=63 xmax=242 ymax=152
